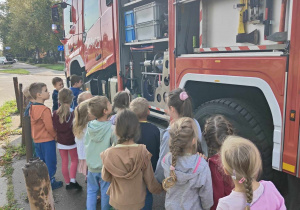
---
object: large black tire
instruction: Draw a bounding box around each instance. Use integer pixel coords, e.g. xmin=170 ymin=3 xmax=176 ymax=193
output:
xmin=194 ymin=98 xmax=273 ymax=180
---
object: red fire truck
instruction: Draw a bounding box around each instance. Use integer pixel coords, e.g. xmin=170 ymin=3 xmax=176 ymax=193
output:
xmin=52 ymin=0 xmax=300 ymax=204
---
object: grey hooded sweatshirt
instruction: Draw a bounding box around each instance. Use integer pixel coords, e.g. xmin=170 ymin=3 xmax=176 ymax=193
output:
xmin=162 ymin=153 xmax=213 ymax=210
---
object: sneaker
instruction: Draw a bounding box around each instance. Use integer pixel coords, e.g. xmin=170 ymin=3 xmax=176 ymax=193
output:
xmin=66 ymin=184 xmax=72 ymax=190
xmin=51 ymin=180 xmax=63 ymax=190
xmin=67 ymin=181 xmax=82 ymax=190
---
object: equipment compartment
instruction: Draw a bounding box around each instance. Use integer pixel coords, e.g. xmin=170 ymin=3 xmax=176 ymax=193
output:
xmin=134 ymin=2 xmax=161 ymax=25
xmin=135 ymin=20 xmax=161 ymax=41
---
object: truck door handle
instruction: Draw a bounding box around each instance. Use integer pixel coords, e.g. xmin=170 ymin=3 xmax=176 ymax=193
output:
xmin=96 ymin=54 xmax=102 ymax=61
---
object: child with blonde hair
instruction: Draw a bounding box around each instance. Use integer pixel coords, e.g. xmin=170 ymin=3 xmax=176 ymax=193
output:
xmin=23 ymin=85 xmax=36 ymax=157
xmin=73 ymin=91 xmax=93 ymax=177
xmin=155 ymin=88 xmax=208 ymax=183
xmin=85 ymin=96 xmax=115 ymax=210
xmin=101 ymin=109 xmax=163 ymax=210
xmin=52 ymin=88 xmax=82 ymax=190
xmin=217 ymin=136 xmax=286 ymax=210
xmin=23 ymin=85 xmax=35 ymax=116
xmin=77 ymin=91 xmax=93 ymax=105
xmin=73 ymin=100 xmax=89 ymax=177
xmin=162 ymin=117 xmax=213 ymax=210
xmin=203 ymin=115 xmax=234 ymax=210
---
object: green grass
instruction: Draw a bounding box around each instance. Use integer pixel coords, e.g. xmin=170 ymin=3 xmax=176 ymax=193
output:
xmin=0 ymin=100 xmax=25 ymax=210
xmin=0 ymin=69 xmax=29 ymax=75
xmin=0 ymin=100 xmax=18 ymax=141
xmin=35 ymin=63 xmax=64 ymax=71
xmin=0 ymin=145 xmax=26 ymax=210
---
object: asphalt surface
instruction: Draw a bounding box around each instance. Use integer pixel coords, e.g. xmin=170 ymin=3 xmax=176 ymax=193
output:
xmin=0 ymin=62 xmax=65 ymax=107
xmin=1 ymin=63 xmax=166 ymax=209
xmin=13 ymin=152 xmax=165 ymax=210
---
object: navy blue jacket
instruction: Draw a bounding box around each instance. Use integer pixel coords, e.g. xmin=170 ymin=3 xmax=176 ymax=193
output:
xmin=138 ymin=122 xmax=160 ymax=170
xmin=52 ymin=90 xmax=59 ymax=112
xmin=70 ymin=87 xmax=82 ymax=109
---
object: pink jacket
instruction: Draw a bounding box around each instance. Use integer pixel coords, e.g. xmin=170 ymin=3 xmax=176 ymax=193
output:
xmin=217 ymin=181 xmax=286 ymax=210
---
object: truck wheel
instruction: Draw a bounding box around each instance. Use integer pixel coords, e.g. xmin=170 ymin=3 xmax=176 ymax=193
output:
xmin=194 ymin=98 xmax=273 ymax=180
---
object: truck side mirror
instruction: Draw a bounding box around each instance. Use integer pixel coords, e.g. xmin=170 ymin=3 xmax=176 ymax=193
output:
xmin=51 ymin=6 xmax=59 ymax=22
xmin=61 ymin=2 xmax=68 ymax=9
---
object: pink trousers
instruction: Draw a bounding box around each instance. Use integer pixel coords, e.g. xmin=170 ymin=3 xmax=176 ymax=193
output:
xmin=59 ymin=148 xmax=78 ymax=184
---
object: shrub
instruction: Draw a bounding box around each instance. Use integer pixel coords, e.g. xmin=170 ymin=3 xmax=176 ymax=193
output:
xmin=37 ymin=58 xmax=43 ymax=64
xmin=28 ymin=58 xmax=35 ymax=64
xmin=43 ymin=57 xmax=50 ymax=64
xmin=48 ymin=57 xmax=55 ymax=64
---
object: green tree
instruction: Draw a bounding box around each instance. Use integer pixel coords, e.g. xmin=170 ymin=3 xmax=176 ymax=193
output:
xmin=0 ymin=0 xmax=62 ymax=61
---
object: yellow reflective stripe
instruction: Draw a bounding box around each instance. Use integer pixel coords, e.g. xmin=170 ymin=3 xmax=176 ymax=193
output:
xmin=86 ymin=60 xmax=107 ymax=76
xmin=282 ymin=162 xmax=295 ymax=173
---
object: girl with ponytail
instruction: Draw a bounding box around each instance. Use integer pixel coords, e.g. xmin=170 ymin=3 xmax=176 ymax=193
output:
xmin=52 ymin=88 xmax=82 ymax=190
xmin=162 ymin=117 xmax=213 ymax=210
xmin=218 ymin=136 xmax=286 ymax=210
xmin=73 ymin=91 xmax=93 ymax=177
xmin=73 ymin=100 xmax=89 ymax=177
xmin=155 ymin=88 xmax=208 ymax=183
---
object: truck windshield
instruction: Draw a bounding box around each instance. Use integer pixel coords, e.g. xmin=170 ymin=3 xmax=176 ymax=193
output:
xmin=84 ymin=0 xmax=99 ymax=32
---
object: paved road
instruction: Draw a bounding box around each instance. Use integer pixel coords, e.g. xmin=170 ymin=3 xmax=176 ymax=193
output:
xmin=0 ymin=62 xmax=65 ymax=107
xmin=0 ymin=63 xmax=165 ymax=209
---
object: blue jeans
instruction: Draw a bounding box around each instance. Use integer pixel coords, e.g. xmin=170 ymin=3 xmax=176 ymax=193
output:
xmin=143 ymin=188 xmax=153 ymax=210
xmin=87 ymin=171 xmax=110 ymax=210
xmin=34 ymin=140 xmax=57 ymax=182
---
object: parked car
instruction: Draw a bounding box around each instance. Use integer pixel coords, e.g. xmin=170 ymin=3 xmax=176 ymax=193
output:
xmin=0 ymin=57 xmax=8 ymax=64
xmin=5 ymin=57 xmax=14 ymax=64
xmin=0 ymin=57 xmax=14 ymax=64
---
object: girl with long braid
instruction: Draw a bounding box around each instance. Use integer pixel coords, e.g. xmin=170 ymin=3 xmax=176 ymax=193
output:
xmin=162 ymin=117 xmax=213 ymax=210
xmin=218 ymin=136 xmax=286 ymax=210
xmin=155 ymin=88 xmax=208 ymax=183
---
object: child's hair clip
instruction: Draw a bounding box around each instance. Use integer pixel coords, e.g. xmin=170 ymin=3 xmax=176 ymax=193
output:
xmin=246 ymin=202 xmax=251 ymax=206
xmin=179 ymin=91 xmax=189 ymax=101
xmin=170 ymin=165 xmax=175 ymax=171
xmin=239 ymin=177 xmax=246 ymax=184
xmin=231 ymin=169 xmax=237 ymax=180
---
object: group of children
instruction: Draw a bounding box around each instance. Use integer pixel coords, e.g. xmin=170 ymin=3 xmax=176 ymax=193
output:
xmin=22 ymin=74 xmax=286 ymax=210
